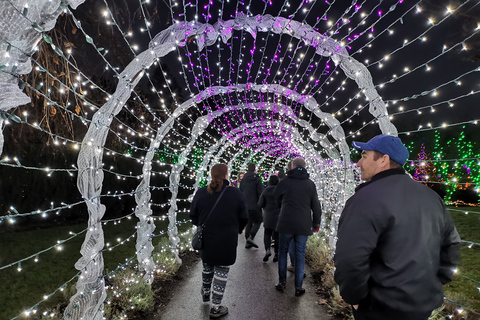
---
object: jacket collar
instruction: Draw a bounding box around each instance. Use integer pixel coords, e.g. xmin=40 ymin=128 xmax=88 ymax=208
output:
xmin=243 ymin=171 xmax=259 ymax=181
xmin=355 ymin=168 xmax=406 ymax=192
xmin=287 ymin=167 xmax=309 ymax=179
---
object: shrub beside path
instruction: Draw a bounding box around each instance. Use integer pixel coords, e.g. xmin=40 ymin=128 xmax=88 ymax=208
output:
xmin=155 ymin=229 xmax=332 ymax=319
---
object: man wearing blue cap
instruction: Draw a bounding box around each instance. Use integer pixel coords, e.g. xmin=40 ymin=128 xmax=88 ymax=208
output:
xmin=334 ymin=134 xmax=461 ymax=320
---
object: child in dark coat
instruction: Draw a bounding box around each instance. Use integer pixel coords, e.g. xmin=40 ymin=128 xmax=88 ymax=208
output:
xmin=258 ymin=175 xmax=280 ymax=262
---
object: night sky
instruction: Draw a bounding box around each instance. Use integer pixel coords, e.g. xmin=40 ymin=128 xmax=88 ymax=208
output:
xmin=74 ymin=0 xmax=479 ymax=155
xmin=11 ymin=0 xmax=480 ymax=161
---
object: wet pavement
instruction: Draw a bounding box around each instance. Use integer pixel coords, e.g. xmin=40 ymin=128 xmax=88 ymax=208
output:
xmin=157 ymin=229 xmax=331 ymax=319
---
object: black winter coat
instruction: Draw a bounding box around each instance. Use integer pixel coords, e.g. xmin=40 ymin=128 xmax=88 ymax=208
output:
xmin=240 ymin=171 xmax=263 ymax=210
xmin=334 ymin=169 xmax=461 ymax=317
xmin=189 ymin=180 xmax=248 ymax=266
xmin=274 ymin=168 xmax=322 ymax=235
xmin=257 ymin=185 xmax=280 ymax=229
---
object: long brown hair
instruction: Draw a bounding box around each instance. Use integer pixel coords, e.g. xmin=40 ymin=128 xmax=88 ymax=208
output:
xmin=207 ymin=163 xmax=228 ymax=194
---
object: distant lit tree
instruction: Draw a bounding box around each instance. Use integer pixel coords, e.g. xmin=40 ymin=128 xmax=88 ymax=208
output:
xmin=429 ymin=128 xmax=480 ymax=203
xmin=412 ymin=142 xmax=437 ymax=186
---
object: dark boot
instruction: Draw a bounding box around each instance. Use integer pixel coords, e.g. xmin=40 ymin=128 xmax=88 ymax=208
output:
xmin=246 ymin=236 xmax=258 ymax=248
xmin=263 ymin=249 xmax=271 ymax=262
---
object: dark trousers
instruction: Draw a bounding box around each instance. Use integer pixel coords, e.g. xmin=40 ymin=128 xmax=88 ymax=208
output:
xmin=263 ymin=228 xmax=278 ymax=253
xmin=245 ymin=209 xmax=262 ymax=239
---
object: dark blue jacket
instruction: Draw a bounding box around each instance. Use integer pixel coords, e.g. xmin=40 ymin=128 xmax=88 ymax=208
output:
xmin=334 ymin=169 xmax=461 ymax=318
xmin=274 ymin=168 xmax=322 ymax=235
xmin=240 ymin=171 xmax=263 ymax=210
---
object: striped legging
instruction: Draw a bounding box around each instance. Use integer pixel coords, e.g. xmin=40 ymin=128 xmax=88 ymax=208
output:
xmin=202 ymin=263 xmax=230 ymax=306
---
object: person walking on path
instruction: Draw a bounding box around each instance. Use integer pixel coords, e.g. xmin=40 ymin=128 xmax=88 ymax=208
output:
xmin=278 ymin=161 xmax=299 ymax=271
xmin=274 ymin=157 xmax=322 ymax=296
xmin=240 ymin=162 xmax=264 ymax=249
xmin=258 ymin=175 xmax=280 ymax=262
xmin=283 ymin=161 xmax=299 ymax=272
xmin=189 ymin=163 xmax=248 ymax=319
xmin=235 ymin=172 xmax=244 ymax=188
xmin=334 ymin=134 xmax=461 ymax=320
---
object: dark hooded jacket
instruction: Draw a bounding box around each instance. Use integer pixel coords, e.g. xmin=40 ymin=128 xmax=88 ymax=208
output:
xmin=258 ymin=185 xmax=280 ymax=229
xmin=240 ymin=171 xmax=264 ymax=210
xmin=334 ymin=168 xmax=461 ymax=318
xmin=274 ymin=167 xmax=322 ymax=235
xmin=190 ymin=180 xmax=248 ymax=266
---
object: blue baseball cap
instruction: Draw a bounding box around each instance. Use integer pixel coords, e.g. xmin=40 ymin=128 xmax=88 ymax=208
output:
xmin=352 ymin=134 xmax=409 ymax=165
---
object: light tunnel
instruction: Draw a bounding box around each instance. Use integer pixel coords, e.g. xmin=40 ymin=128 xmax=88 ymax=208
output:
xmin=1 ymin=0 xmax=478 ymax=319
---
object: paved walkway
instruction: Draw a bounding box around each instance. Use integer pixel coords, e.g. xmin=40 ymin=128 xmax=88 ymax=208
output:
xmin=157 ymin=229 xmax=331 ymax=319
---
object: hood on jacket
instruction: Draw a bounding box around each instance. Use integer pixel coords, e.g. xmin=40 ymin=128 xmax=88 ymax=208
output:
xmin=287 ymin=167 xmax=309 ymax=179
xmin=263 ymin=185 xmax=276 ymax=195
xmin=243 ymin=171 xmax=261 ymax=182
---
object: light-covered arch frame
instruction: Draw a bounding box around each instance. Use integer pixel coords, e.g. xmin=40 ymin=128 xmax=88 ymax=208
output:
xmin=190 ymin=118 xmax=325 ymax=196
xmin=147 ymin=98 xmax=342 ymax=273
xmin=0 ymin=0 xmax=84 ymax=155
xmin=199 ymin=121 xmax=354 ymax=248
xmin=195 ymin=120 xmax=324 ymax=188
xmin=65 ymin=14 xmax=399 ymax=317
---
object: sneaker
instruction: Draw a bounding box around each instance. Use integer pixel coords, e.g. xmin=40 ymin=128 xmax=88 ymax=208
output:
xmin=275 ymin=282 xmax=286 ymax=292
xmin=246 ymin=237 xmax=259 ymax=248
xmin=263 ymin=250 xmax=272 ymax=262
xmin=295 ymin=288 xmax=306 ymax=296
xmin=272 ymin=254 xmax=278 ymax=262
xmin=287 ymin=265 xmax=295 ymax=272
xmin=245 ymin=242 xmax=253 ymax=249
xmin=210 ymin=306 xmax=228 ymax=318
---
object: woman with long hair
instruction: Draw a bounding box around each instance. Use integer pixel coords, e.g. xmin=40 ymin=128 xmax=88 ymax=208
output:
xmin=189 ymin=163 xmax=248 ymax=319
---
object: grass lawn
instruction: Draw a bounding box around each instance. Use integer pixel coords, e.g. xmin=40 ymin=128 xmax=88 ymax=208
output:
xmin=445 ymin=206 xmax=480 ymax=313
xmin=0 ymin=212 xmax=192 ymax=320
xmin=1 ymin=205 xmax=478 ymax=319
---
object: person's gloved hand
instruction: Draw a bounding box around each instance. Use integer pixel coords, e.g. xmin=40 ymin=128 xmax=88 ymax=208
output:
xmin=312 ymin=225 xmax=320 ymax=233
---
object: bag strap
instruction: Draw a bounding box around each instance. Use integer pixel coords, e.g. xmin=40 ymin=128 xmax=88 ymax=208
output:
xmin=202 ymin=186 xmax=229 ymax=228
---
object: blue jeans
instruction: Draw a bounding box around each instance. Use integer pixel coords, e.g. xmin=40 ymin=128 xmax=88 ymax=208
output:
xmin=278 ymin=233 xmax=308 ymax=289
xmin=289 ymin=241 xmax=295 ymax=266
